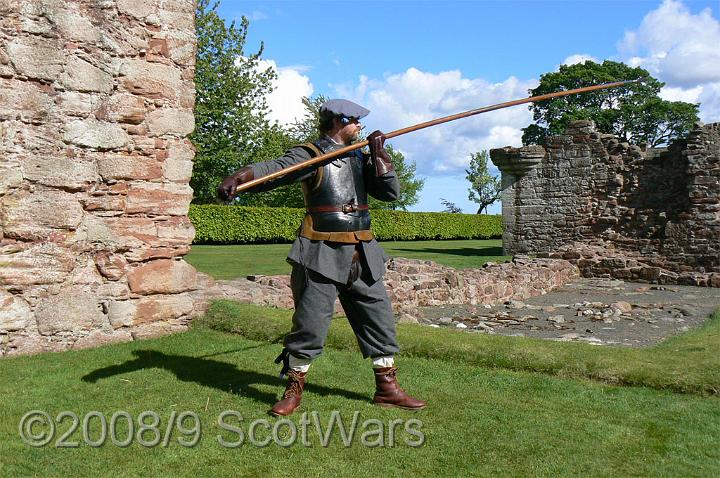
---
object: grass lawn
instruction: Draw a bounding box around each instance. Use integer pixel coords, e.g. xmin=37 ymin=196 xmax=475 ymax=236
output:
xmin=185 ymin=239 xmax=510 ymax=279
xmin=1 ymin=306 xmax=719 ymax=477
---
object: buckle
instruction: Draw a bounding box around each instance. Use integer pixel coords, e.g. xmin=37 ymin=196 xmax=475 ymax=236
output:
xmin=341 ymin=204 xmax=355 ymax=213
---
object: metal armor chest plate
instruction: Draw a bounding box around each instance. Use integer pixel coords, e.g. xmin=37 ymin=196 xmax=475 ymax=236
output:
xmin=302 ymin=137 xmax=371 ymax=232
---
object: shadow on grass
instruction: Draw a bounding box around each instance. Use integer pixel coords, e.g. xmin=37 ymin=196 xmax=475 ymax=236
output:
xmin=81 ymin=348 xmax=369 ymax=407
xmin=389 ymin=246 xmax=504 ymax=257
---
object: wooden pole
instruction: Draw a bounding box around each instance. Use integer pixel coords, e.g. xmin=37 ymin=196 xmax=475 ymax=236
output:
xmin=233 ymin=79 xmax=640 ymax=195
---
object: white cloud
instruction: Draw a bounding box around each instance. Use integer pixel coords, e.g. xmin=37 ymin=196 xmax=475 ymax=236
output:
xmin=659 ymin=85 xmax=702 ymax=103
xmin=618 ymin=0 xmax=720 ymax=86
xmin=561 ymin=54 xmax=599 ymax=66
xmin=332 ymin=68 xmax=537 ymax=176
xmin=697 ymin=82 xmax=720 ymax=122
xmin=563 ymin=0 xmax=719 ymax=125
xmin=256 ymin=59 xmax=314 ymax=127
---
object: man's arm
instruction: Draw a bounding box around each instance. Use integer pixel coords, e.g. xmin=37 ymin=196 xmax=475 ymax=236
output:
xmin=218 ymin=146 xmax=315 ymax=200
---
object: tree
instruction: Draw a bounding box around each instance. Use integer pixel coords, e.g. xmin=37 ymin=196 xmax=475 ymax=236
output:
xmin=190 ymin=0 xmax=277 ymax=203
xmin=521 ymin=60 xmax=699 ymax=147
xmin=440 ymin=198 xmax=462 ymax=213
xmin=368 ymin=144 xmax=425 ymax=211
xmin=465 ymin=150 xmax=501 ymax=214
xmin=287 ymin=95 xmax=328 ymax=143
xmin=233 ymin=125 xmax=305 ymax=208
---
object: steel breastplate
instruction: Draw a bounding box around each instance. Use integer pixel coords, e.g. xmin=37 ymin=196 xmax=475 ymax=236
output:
xmin=302 ymin=137 xmax=371 ymax=233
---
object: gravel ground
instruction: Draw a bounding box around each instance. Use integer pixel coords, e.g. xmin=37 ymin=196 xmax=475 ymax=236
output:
xmin=418 ymin=278 xmax=720 ymax=347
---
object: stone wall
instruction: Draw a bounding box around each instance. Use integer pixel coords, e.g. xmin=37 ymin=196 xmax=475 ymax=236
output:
xmin=194 ymin=257 xmax=581 ymax=321
xmin=491 ymin=121 xmax=720 ymax=286
xmin=0 ymin=0 xmax=199 ymax=356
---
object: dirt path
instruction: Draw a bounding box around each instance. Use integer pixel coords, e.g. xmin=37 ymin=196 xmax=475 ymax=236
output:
xmin=418 ymin=278 xmax=720 ymax=347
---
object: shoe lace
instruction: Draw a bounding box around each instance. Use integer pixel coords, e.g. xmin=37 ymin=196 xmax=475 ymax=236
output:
xmin=379 ymin=367 xmax=397 ymax=378
xmin=283 ymin=375 xmax=303 ymax=399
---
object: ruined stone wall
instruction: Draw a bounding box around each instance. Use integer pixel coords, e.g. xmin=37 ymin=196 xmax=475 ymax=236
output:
xmin=194 ymin=257 xmax=581 ymax=322
xmin=492 ymin=121 xmax=720 ymax=286
xmin=0 ymin=0 xmax=199 ymax=355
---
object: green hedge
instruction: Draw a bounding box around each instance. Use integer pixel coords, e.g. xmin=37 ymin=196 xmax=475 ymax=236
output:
xmin=189 ymin=205 xmax=502 ymax=244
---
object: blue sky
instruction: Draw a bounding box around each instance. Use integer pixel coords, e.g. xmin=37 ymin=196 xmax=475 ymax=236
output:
xmin=217 ymin=0 xmax=720 ymax=213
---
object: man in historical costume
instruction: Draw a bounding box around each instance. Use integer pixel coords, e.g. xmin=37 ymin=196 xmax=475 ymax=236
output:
xmin=218 ymin=99 xmax=426 ymax=416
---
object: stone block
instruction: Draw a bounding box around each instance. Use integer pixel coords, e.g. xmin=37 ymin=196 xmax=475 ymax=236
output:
xmin=107 ymin=300 xmax=136 ymax=328
xmin=2 ymin=189 xmax=84 ymax=240
xmin=73 ymin=214 xmax=125 ymax=245
xmin=125 ymin=245 xmax=191 ymax=262
xmin=104 ymin=216 xmax=160 ymax=248
xmin=0 ymin=156 xmax=23 ymax=194
xmin=0 ymin=78 xmax=54 ymax=123
xmin=101 ymin=24 xmax=150 ymax=56
xmin=22 ymin=156 xmax=98 ymax=190
xmin=95 ymin=94 xmax=146 ymax=124
xmin=71 ymin=256 xmax=104 ymax=286
xmin=0 ymin=0 xmax=19 ymax=14
xmin=132 ymin=293 xmax=194 ymax=325
xmin=127 ymin=259 xmax=197 ymax=295
xmin=35 ymin=287 xmax=106 ymax=335
xmin=126 ymin=182 xmax=192 ymax=216
xmin=97 ymin=153 xmax=163 ymax=180
xmin=0 ymin=290 xmax=31 ymax=331
xmin=94 ymin=252 xmax=129 ymax=280
xmin=163 ymin=139 xmax=194 ymax=181
xmin=60 ymin=56 xmax=113 ymax=93
xmin=0 ymin=242 xmax=76 ymax=286
xmin=58 ymin=92 xmax=101 ymax=116
xmin=166 ymin=35 xmax=196 ymax=67
xmin=73 ymin=329 xmax=133 ymax=350
xmin=6 ymin=37 xmax=64 ymax=81
xmin=117 ymin=0 xmax=158 ymax=19
xmin=157 ymin=6 xmax=195 ymax=32
xmin=118 ymin=59 xmax=181 ymax=99
xmin=145 ymin=108 xmax=194 ymax=137
xmin=63 ymin=119 xmax=129 ymax=150
xmin=53 ymin=8 xmax=102 ymax=44
xmin=97 ymin=281 xmax=130 ymax=300
xmin=81 ymin=194 xmax=126 ymax=214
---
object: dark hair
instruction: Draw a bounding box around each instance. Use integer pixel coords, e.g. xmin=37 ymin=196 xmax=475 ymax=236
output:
xmin=319 ymin=115 xmax=336 ymax=134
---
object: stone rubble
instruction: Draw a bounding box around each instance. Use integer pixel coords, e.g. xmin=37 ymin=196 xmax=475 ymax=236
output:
xmin=416 ymin=278 xmax=720 ymax=347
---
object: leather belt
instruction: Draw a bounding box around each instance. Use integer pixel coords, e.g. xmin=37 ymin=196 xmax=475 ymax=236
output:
xmin=307 ymin=204 xmax=369 ymax=213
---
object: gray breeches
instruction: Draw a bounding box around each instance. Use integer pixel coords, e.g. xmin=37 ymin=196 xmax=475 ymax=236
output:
xmin=283 ymin=261 xmax=399 ymax=361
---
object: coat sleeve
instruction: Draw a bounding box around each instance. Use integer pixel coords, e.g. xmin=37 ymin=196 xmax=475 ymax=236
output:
xmin=244 ymin=146 xmax=316 ymax=193
xmin=363 ymin=152 xmax=400 ymax=202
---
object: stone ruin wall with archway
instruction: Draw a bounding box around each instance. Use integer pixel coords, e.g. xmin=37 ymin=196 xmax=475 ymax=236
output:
xmin=0 ymin=0 xmax=199 ymax=356
xmin=491 ymin=120 xmax=720 ymax=287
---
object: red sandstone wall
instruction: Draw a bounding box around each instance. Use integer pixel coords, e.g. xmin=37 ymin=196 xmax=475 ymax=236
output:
xmin=0 ymin=0 xmax=199 ymax=355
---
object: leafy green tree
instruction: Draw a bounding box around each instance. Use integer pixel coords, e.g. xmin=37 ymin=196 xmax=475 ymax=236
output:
xmin=190 ymin=0 xmax=277 ymax=203
xmin=465 ymin=150 xmax=501 ymax=214
xmin=234 ymin=125 xmax=305 ymax=208
xmin=368 ymin=144 xmax=425 ymax=211
xmin=287 ymin=95 xmax=328 ymax=143
xmin=522 ymin=60 xmax=699 ymax=147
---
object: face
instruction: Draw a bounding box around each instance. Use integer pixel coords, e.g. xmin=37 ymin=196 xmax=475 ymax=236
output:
xmin=337 ymin=117 xmax=362 ymax=144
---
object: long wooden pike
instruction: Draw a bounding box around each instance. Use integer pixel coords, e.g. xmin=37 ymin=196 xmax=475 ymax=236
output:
xmin=233 ymin=79 xmax=641 ymax=194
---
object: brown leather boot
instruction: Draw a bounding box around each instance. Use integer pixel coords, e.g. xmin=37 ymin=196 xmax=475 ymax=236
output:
xmin=270 ymin=370 xmax=306 ymax=417
xmin=373 ymin=366 xmax=426 ymax=410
